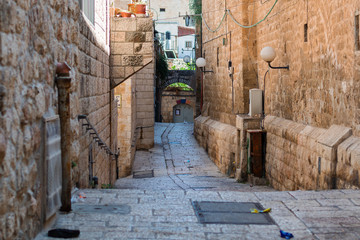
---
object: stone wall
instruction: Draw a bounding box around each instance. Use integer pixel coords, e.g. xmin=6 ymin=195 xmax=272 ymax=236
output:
xmin=114 ymin=63 xmax=155 ymax=178
xmin=194 ymin=116 xmax=237 ymax=175
xmin=0 ymin=0 xmax=117 ymax=239
xmin=110 ymin=17 xmax=153 ymax=88
xmin=337 ymin=136 xmax=360 ymax=189
xmin=265 ymin=116 xmax=353 ymax=191
xmin=198 ymin=0 xmax=360 ymax=190
xmin=115 ymin=77 xmax=136 ymax=178
xmin=110 ymin=16 xmax=154 ymax=175
xmin=254 ymin=0 xmax=360 ymax=136
xmin=77 ymin=2 xmax=117 ymax=189
xmin=161 ymin=90 xmax=196 ymax=123
xmin=135 ymin=64 xmax=155 ymax=150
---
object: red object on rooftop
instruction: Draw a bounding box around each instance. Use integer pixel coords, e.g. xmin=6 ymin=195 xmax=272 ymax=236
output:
xmin=178 ymin=26 xmax=195 ymax=37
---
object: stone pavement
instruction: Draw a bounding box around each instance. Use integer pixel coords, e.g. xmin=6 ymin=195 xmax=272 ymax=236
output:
xmin=35 ymin=123 xmax=360 ymax=240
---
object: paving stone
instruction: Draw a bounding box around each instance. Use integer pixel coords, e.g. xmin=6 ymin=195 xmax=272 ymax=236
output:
xmin=255 ymin=191 xmax=295 ymax=201
xmin=315 ymin=232 xmax=360 ymax=240
xmin=288 ymin=190 xmax=326 ymax=200
xmin=35 ymin=123 xmax=360 ymax=240
xmin=316 ymin=198 xmax=355 ymax=206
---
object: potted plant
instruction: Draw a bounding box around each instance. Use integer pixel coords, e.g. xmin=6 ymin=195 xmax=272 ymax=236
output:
xmin=120 ymin=10 xmax=133 ymax=18
xmin=128 ymin=1 xmax=146 ymax=15
xmin=134 ymin=2 xmax=146 ymax=15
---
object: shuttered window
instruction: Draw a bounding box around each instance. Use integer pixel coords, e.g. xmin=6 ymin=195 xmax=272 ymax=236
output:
xmin=79 ymin=0 xmax=95 ymax=25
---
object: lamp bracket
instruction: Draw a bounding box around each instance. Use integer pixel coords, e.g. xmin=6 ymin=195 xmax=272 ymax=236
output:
xmin=268 ymin=62 xmax=289 ymax=70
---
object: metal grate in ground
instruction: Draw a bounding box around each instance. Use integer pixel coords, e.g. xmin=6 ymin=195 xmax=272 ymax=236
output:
xmin=72 ymin=205 xmax=131 ymax=214
xmin=192 ymin=201 xmax=275 ymax=225
xmin=133 ymin=170 xmax=154 ymax=179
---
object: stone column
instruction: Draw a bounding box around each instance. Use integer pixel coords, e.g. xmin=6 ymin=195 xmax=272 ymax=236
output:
xmin=55 ymin=63 xmax=72 ymax=212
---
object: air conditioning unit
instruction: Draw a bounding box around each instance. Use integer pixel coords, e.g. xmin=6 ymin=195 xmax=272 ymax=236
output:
xmin=249 ymin=89 xmax=263 ymax=117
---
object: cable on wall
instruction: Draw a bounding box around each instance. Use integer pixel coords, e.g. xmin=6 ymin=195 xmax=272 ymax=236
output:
xmin=226 ymin=0 xmax=278 ymax=29
xmin=200 ymin=0 xmax=278 ymax=33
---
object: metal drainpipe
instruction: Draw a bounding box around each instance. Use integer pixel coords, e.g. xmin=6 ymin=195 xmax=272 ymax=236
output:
xmin=55 ymin=62 xmax=72 ymax=212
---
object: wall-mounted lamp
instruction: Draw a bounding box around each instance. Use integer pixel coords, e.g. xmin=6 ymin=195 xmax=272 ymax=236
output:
xmin=196 ymin=57 xmax=213 ymax=73
xmin=260 ymin=46 xmax=289 ymax=70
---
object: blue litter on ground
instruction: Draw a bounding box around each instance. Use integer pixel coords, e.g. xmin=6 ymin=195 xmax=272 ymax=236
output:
xmin=280 ymin=230 xmax=294 ymax=239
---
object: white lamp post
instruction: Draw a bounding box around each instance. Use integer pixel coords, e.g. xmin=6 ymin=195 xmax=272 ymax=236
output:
xmin=196 ymin=57 xmax=213 ymax=73
xmin=260 ymin=46 xmax=289 ymax=70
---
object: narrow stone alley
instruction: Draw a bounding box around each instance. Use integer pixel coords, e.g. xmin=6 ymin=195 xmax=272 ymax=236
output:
xmin=115 ymin=123 xmax=272 ymax=192
xmin=35 ymin=124 xmax=360 ymax=240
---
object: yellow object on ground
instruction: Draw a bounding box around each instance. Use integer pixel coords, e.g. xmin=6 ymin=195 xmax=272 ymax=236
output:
xmin=250 ymin=208 xmax=271 ymax=213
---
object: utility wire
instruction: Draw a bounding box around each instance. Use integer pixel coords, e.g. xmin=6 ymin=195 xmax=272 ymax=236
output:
xmin=226 ymin=0 xmax=278 ymax=29
xmin=200 ymin=0 xmax=278 ymax=32
xmin=202 ymin=11 xmax=227 ymax=33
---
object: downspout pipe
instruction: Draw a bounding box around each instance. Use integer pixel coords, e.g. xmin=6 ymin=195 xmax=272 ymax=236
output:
xmin=55 ymin=62 xmax=72 ymax=212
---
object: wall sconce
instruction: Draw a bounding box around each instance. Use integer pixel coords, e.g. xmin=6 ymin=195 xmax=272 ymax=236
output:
xmin=196 ymin=57 xmax=213 ymax=73
xmin=260 ymin=46 xmax=289 ymax=70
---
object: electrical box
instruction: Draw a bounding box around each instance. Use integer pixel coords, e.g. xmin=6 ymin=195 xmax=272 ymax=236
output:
xmin=249 ymin=89 xmax=263 ymax=117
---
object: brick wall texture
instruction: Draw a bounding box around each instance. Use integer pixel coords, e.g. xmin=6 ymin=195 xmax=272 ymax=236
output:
xmin=198 ymin=0 xmax=360 ymax=189
xmin=0 ymin=1 xmax=118 ymax=239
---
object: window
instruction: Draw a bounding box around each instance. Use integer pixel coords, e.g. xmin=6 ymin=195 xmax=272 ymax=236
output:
xmin=166 ymin=31 xmax=171 ymax=40
xmin=164 ymin=50 xmax=177 ymax=59
xmin=356 ymin=14 xmax=360 ymax=51
xmin=304 ymin=23 xmax=308 ymax=42
xmin=79 ymin=0 xmax=95 ymax=25
xmin=160 ymin=8 xmax=166 ymax=12
xmin=185 ymin=41 xmax=192 ymax=48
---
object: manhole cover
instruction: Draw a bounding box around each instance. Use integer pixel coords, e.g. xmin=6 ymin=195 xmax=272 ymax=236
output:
xmin=72 ymin=205 xmax=131 ymax=214
xmin=192 ymin=201 xmax=275 ymax=225
xmin=133 ymin=170 xmax=154 ymax=178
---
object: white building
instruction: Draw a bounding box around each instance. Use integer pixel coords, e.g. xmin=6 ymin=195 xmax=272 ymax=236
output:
xmin=150 ymin=0 xmax=196 ymax=61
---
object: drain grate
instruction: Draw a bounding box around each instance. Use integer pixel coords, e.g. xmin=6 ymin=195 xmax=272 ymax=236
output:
xmin=192 ymin=201 xmax=275 ymax=225
xmin=133 ymin=170 xmax=154 ymax=179
xmin=72 ymin=204 xmax=131 ymax=214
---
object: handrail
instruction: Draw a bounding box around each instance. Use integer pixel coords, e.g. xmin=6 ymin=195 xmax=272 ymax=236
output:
xmin=78 ymin=115 xmax=118 ymax=158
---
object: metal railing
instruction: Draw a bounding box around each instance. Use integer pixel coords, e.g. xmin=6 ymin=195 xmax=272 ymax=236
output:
xmin=78 ymin=114 xmax=119 ymax=179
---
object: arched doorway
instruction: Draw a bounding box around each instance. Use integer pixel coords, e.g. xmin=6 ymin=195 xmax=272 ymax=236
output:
xmin=173 ymin=103 xmax=194 ymax=123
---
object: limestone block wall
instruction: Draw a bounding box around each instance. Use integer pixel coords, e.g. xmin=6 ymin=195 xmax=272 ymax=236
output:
xmin=110 ymin=17 xmax=153 ymax=88
xmin=254 ymin=0 xmax=360 ymax=135
xmin=135 ymin=64 xmax=155 ymax=150
xmin=0 ymin=1 xmax=79 ymax=238
xmin=114 ymin=64 xmax=155 ymax=178
xmin=161 ymin=91 xmax=196 ymax=123
xmin=115 ymin=77 xmax=136 ymax=178
xmin=337 ymin=136 xmax=360 ymax=189
xmin=76 ymin=0 xmax=118 ymax=189
xmin=194 ymin=116 xmax=237 ymax=175
xmin=0 ymin=1 xmax=117 ymax=239
xmin=199 ymin=0 xmax=360 ymax=191
xmin=265 ymin=116 xmax=353 ymax=191
xmin=200 ymin=0 xmax=258 ymax=125
xmin=110 ymin=16 xmax=154 ymax=176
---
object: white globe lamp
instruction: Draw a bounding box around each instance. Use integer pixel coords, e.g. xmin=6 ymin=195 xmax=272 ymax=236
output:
xmin=196 ymin=57 xmax=206 ymax=68
xmin=260 ymin=46 xmax=276 ymax=63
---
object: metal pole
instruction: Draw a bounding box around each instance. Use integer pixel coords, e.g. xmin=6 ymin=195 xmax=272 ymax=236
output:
xmin=55 ymin=62 xmax=72 ymax=212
